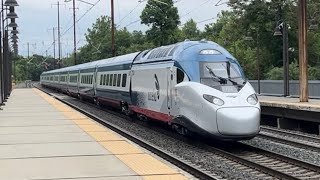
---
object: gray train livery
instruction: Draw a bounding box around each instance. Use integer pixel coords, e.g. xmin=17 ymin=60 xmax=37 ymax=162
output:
xmin=41 ymin=40 xmax=260 ymax=140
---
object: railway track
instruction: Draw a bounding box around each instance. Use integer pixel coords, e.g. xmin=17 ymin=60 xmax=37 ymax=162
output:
xmin=229 ymin=143 xmax=320 ymax=180
xmin=35 ymin=85 xmax=320 ymax=180
xmin=259 ymin=126 xmax=320 ymax=152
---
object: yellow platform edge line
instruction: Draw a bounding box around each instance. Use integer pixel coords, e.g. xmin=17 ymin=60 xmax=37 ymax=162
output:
xmin=33 ymin=88 xmax=188 ymax=180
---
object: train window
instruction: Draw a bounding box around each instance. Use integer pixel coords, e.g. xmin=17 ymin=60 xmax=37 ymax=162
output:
xmin=100 ymin=75 xmax=103 ymax=85
xmin=104 ymin=74 xmax=107 ymax=85
xmin=108 ymin=74 xmax=112 ymax=86
xmin=122 ymin=74 xmax=127 ymax=87
xmin=110 ymin=74 xmax=113 ymax=86
xmin=177 ymin=69 xmax=185 ymax=84
xmin=113 ymin=74 xmax=117 ymax=86
xmin=91 ymin=75 xmax=94 ymax=84
xmin=117 ymin=74 xmax=121 ymax=87
xmin=106 ymin=74 xmax=109 ymax=86
xmin=101 ymin=75 xmax=105 ymax=85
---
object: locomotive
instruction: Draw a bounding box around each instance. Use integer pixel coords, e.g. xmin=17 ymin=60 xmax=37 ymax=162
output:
xmin=41 ymin=40 xmax=260 ymax=140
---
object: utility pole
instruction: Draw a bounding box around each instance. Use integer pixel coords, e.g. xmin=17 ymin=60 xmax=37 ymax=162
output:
xmin=73 ymin=0 xmax=77 ymax=65
xmin=48 ymin=27 xmax=56 ymax=69
xmin=52 ymin=1 xmax=65 ymax=69
xmin=111 ymin=0 xmax=115 ymax=57
xmin=283 ymin=22 xmax=289 ymax=97
xmin=298 ymin=0 xmax=308 ymax=102
xmin=27 ymin=42 xmax=30 ymax=80
xmin=27 ymin=42 xmax=29 ymax=59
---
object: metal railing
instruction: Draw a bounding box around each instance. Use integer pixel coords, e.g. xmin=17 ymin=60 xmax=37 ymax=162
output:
xmin=249 ymin=80 xmax=320 ymax=98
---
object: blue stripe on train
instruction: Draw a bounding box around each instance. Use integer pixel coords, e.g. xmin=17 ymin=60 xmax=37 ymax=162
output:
xmin=96 ymin=88 xmax=131 ymax=104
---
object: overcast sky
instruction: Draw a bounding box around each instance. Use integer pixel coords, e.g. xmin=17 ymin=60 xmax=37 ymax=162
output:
xmin=16 ymin=0 xmax=229 ymax=57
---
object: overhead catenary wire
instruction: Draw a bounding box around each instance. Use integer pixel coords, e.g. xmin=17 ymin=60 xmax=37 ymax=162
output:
xmin=180 ymin=0 xmax=213 ymax=19
xmin=116 ymin=1 xmax=143 ymax=28
xmin=61 ymin=0 xmax=102 ymax=38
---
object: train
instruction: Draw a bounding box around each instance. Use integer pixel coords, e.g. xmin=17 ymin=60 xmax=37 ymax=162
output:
xmin=40 ymin=40 xmax=260 ymax=140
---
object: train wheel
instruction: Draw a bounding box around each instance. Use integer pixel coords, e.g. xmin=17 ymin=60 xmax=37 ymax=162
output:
xmin=94 ymin=98 xmax=100 ymax=106
xmin=172 ymin=124 xmax=189 ymax=136
xmin=121 ymin=102 xmax=130 ymax=116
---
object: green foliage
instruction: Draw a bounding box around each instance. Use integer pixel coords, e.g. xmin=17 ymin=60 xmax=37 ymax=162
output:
xmin=181 ymin=19 xmax=200 ymax=40
xmin=14 ymin=54 xmax=57 ymax=82
xmin=140 ymin=0 xmax=180 ymax=46
xmin=266 ymin=62 xmax=320 ymax=80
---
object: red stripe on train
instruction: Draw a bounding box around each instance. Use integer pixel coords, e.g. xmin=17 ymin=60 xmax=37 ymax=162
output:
xmin=129 ymin=105 xmax=172 ymax=122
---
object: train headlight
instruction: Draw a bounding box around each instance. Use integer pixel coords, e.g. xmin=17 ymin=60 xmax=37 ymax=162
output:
xmin=247 ymin=94 xmax=258 ymax=105
xmin=203 ymin=94 xmax=224 ymax=106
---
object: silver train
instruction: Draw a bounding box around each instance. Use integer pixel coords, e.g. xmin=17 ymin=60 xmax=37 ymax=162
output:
xmin=41 ymin=40 xmax=260 ymax=140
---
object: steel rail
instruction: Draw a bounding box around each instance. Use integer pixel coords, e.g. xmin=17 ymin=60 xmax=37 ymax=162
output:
xmin=259 ymin=126 xmax=320 ymax=152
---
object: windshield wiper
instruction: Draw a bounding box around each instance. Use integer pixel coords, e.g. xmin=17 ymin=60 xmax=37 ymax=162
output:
xmin=205 ymin=66 xmax=227 ymax=84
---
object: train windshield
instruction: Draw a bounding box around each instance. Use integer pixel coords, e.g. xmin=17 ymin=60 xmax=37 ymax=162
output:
xmin=200 ymin=61 xmax=246 ymax=93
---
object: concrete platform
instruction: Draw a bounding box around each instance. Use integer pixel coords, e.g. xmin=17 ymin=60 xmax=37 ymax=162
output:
xmin=259 ymin=96 xmax=320 ymax=112
xmin=259 ymin=96 xmax=320 ymax=134
xmin=0 ymin=89 xmax=190 ymax=180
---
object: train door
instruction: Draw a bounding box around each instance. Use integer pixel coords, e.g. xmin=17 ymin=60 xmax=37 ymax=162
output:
xmin=167 ymin=67 xmax=174 ymax=114
xmin=93 ymin=68 xmax=98 ymax=96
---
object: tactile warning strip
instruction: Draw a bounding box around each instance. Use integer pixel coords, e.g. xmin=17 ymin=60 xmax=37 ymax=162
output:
xmin=33 ymin=89 xmax=188 ymax=180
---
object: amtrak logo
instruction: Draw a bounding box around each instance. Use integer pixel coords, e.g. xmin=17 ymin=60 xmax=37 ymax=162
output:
xmin=148 ymin=74 xmax=160 ymax=101
xmin=154 ymin=74 xmax=160 ymax=100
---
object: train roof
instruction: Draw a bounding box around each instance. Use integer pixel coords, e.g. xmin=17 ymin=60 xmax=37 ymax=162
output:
xmin=42 ymin=52 xmax=140 ymax=75
xmin=96 ymin=52 xmax=140 ymax=67
xmin=133 ymin=40 xmax=235 ymax=64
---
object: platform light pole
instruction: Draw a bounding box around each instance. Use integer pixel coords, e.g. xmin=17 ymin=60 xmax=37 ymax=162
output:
xmin=244 ymin=27 xmax=260 ymax=94
xmin=274 ymin=21 xmax=289 ymax=97
xmin=298 ymin=0 xmax=308 ymax=102
xmin=1 ymin=0 xmax=18 ymax=103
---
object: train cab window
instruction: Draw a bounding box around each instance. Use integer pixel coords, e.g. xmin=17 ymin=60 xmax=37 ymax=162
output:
xmin=106 ymin=74 xmax=110 ymax=86
xmin=122 ymin=74 xmax=127 ymax=87
xmin=117 ymin=74 xmax=121 ymax=87
xmin=177 ymin=69 xmax=185 ymax=84
xmin=110 ymin=74 xmax=113 ymax=86
xmin=113 ymin=74 xmax=117 ymax=86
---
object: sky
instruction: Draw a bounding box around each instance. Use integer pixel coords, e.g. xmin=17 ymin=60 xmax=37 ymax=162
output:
xmin=16 ymin=0 xmax=229 ymax=58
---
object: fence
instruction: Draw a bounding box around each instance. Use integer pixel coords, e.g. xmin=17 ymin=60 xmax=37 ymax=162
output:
xmin=249 ymin=80 xmax=320 ymax=98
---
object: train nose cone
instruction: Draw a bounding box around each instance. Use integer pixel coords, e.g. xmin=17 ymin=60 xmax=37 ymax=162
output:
xmin=216 ymin=107 xmax=260 ymax=136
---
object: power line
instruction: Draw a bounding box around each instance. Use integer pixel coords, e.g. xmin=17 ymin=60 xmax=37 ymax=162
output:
xmin=180 ymin=0 xmax=212 ymax=19
xmin=61 ymin=0 xmax=102 ymax=37
xmin=116 ymin=1 xmax=143 ymax=28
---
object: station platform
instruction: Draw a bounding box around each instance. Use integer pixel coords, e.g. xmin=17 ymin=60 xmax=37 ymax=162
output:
xmin=258 ymin=95 xmax=320 ymax=134
xmin=0 ymin=88 xmax=190 ymax=180
xmin=259 ymin=95 xmax=320 ymax=112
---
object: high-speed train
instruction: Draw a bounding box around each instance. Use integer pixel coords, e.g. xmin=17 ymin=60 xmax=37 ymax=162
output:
xmin=41 ymin=40 xmax=260 ymax=140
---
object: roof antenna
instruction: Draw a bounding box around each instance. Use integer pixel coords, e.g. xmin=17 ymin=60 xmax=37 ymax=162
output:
xmin=199 ymin=39 xmax=207 ymax=43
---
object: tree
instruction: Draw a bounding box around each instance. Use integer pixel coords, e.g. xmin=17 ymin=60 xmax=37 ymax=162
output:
xmin=181 ymin=19 xmax=200 ymax=40
xmin=140 ymin=0 xmax=180 ymax=46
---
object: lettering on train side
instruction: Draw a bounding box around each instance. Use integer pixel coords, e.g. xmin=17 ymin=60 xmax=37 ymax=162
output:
xmin=148 ymin=74 xmax=160 ymax=101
